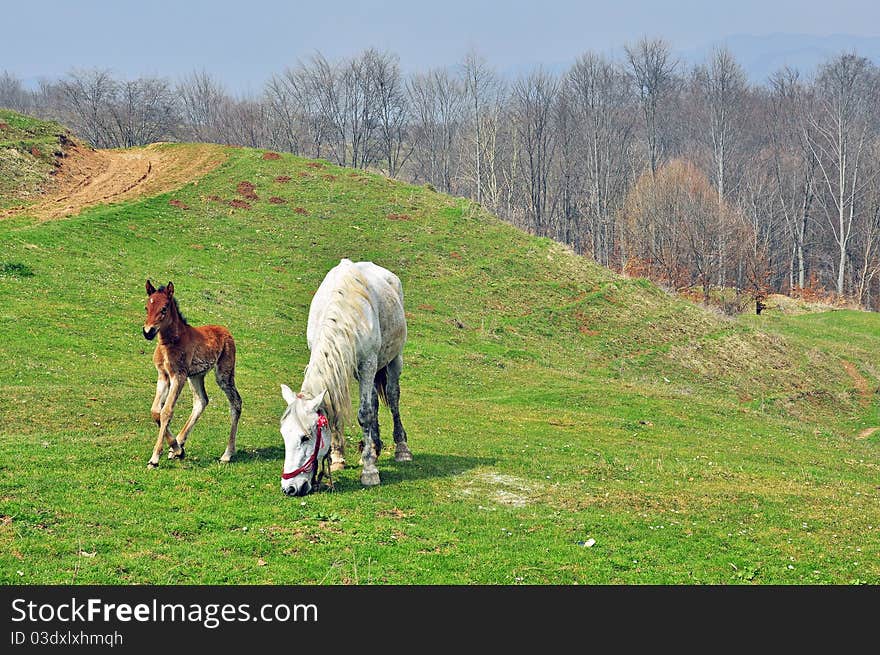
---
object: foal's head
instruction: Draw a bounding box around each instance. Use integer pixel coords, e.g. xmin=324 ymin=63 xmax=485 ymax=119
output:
xmin=143 ymin=279 xmax=177 ymax=340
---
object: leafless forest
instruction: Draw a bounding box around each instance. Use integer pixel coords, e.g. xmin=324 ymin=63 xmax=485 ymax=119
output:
xmin=3 ymin=39 xmax=879 ymax=309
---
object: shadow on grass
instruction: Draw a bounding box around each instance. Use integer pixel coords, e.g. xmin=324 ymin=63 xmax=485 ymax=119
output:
xmin=170 ymin=446 xmax=493 ymax=495
xmin=314 ymin=452 xmax=496 ymax=494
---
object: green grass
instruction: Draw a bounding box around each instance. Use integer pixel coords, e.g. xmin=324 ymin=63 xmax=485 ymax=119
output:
xmin=1 ymin=127 xmax=878 ymax=584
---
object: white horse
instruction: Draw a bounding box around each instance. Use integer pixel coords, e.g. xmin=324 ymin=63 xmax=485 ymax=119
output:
xmin=279 ymin=259 xmax=412 ymax=495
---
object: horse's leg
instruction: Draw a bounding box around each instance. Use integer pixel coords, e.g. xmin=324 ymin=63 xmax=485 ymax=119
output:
xmin=359 ymin=388 xmax=382 ymax=465
xmin=215 ymin=342 xmax=241 ymax=463
xmin=170 ymin=374 xmax=207 ymax=459
xmin=148 ymin=372 xmax=170 ymax=466
xmin=386 ymin=355 xmax=412 ymax=462
xmin=149 ymin=373 xmax=185 ymax=468
xmin=356 ymin=357 xmax=381 ymax=487
xmin=330 ymin=426 xmax=346 ymax=472
xmin=371 ymin=388 xmax=382 ymax=458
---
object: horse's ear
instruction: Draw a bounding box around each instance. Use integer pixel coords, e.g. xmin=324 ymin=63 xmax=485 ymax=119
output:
xmin=146 ymin=279 xmax=156 ymax=296
xmin=281 ymin=384 xmax=296 ymax=406
xmin=166 ymin=281 xmax=174 ymax=298
xmin=308 ymin=390 xmax=328 ymax=414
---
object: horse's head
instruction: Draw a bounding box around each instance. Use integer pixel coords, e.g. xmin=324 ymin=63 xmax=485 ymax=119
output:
xmin=279 ymin=384 xmax=330 ymax=496
xmin=143 ymin=279 xmax=174 ymax=340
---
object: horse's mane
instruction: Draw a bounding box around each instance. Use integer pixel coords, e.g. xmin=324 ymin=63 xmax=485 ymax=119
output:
xmin=301 ymin=268 xmax=372 ymax=435
xmin=156 ymin=285 xmax=189 ymax=326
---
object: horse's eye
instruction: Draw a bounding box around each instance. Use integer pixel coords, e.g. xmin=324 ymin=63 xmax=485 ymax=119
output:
xmin=160 ymin=307 xmax=167 ymax=315
xmin=300 ymin=435 xmax=310 ymax=444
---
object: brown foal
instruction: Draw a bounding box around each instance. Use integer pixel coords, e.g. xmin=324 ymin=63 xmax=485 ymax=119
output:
xmin=143 ymin=280 xmax=242 ymax=468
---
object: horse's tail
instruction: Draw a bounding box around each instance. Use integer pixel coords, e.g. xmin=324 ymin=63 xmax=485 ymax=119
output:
xmin=374 ymin=366 xmax=388 ymax=407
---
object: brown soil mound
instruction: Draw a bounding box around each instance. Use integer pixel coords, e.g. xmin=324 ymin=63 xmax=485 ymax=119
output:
xmin=3 ymin=142 xmax=227 ymax=221
xmin=262 ymin=152 xmax=281 ymax=160
xmin=268 ymin=196 xmax=286 ymax=204
xmin=236 ymin=181 xmax=258 ymax=200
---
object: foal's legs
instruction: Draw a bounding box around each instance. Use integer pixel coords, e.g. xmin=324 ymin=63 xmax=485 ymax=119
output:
xmin=149 ymin=373 xmax=185 ymax=468
xmin=169 ymin=374 xmax=208 ymax=458
xmin=385 ymin=354 xmax=412 ymax=462
xmin=356 ymin=356 xmax=381 ymax=486
xmin=215 ymin=342 xmax=241 ymax=463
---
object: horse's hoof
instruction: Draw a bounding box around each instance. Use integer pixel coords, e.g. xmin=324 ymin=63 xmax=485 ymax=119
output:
xmin=168 ymin=444 xmax=185 ymax=460
xmin=360 ymin=469 xmax=380 ymax=487
xmin=219 ymin=452 xmax=233 ymax=463
xmin=330 ymin=460 xmax=345 ymax=472
xmin=395 ymin=444 xmax=413 ymax=462
xmin=147 ymin=461 xmax=159 ymax=470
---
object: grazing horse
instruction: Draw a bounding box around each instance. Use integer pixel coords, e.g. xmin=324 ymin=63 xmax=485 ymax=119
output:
xmin=142 ymin=280 xmax=242 ymax=468
xmin=279 ymin=259 xmax=412 ymax=495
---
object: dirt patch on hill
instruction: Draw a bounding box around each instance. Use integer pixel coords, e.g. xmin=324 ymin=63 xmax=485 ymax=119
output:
xmin=2 ymin=142 xmax=227 ymax=221
xmin=842 ymin=361 xmax=872 ymax=408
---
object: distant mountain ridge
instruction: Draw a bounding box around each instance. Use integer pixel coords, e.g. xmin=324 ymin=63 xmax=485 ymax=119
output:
xmin=679 ymin=33 xmax=880 ymax=83
xmin=13 ymin=33 xmax=880 ymax=91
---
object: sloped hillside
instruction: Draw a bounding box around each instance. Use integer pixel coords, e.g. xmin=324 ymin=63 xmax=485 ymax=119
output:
xmin=1 ymin=112 xmax=877 ymax=584
xmin=0 ymin=109 xmax=74 ymax=208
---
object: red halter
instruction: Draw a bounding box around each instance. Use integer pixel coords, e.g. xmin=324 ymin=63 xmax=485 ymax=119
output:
xmin=281 ymin=414 xmax=329 ymax=480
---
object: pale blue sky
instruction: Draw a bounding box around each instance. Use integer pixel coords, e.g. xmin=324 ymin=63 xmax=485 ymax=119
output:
xmin=2 ymin=1 xmax=879 ymax=90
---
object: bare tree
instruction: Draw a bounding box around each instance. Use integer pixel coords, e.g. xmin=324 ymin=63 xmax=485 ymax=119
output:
xmin=0 ymin=70 xmax=30 ymax=112
xmin=407 ymin=68 xmax=464 ymax=192
xmin=265 ymin=70 xmax=306 ymax=154
xmin=553 ymin=81 xmax=580 ymax=249
xmin=768 ymin=68 xmax=817 ymax=291
xmin=692 ymin=47 xmax=749 ymax=286
xmin=806 ymin=53 xmax=876 ymax=295
xmin=622 ymin=159 xmax=735 ymax=299
xmin=693 ymin=47 xmax=748 ymax=203
xmin=370 ymin=50 xmax=411 ymax=176
xmin=217 ymin=96 xmax=271 ymax=148
xmin=58 ymin=69 xmax=117 ymax=147
xmin=854 ymin=146 xmax=880 ymax=307
xmin=306 ymin=53 xmax=348 ymax=165
xmin=512 ymin=68 xmax=559 ymax=236
xmin=625 ymin=37 xmax=678 ymax=176
xmin=109 ymin=77 xmax=177 ymax=147
xmin=461 ymin=51 xmax=496 ymax=204
xmin=567 ymin=52 xmax=635 ymax=265
xmin=177 ymin=70 xmax=226 ymax=143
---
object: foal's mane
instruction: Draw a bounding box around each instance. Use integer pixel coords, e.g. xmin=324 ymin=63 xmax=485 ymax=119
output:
xmin=155 ymin=285 xmax=189 ymax=326
xmin=302 ymin=268 xmax=372 ymax=435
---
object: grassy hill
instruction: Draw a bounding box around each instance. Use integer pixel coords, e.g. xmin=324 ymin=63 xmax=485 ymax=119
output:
xmin=1 ymin=112 xmax=877 ymax=584
xmin=0 ymin=109 xmax=74 ymax=210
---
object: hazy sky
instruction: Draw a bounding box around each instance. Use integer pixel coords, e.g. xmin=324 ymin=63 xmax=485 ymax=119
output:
xmin=3 ymin=0 xmax=880 ymax=90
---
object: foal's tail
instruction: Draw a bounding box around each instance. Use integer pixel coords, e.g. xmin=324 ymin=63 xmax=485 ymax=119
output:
xmin=374 ymin=366 xmax=388 ymax=407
